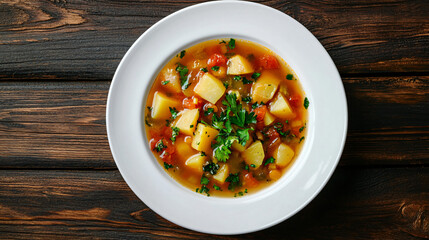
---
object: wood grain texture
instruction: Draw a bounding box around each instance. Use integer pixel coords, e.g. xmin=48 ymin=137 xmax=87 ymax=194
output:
xmin=0 ymin=0 xmax=428 ymax=80
xmin=0 ymin=168 xmax=427 ymax=239
xmin=0 ymin=76 xmax=427 ymax=169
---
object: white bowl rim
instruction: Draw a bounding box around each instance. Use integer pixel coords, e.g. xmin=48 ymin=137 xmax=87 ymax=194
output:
xmin=107 ymin=0 xmax=348 ymax=235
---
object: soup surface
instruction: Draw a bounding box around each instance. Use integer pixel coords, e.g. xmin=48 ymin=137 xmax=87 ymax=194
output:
xmin=145 ymin=39 xmax=309 ymax=197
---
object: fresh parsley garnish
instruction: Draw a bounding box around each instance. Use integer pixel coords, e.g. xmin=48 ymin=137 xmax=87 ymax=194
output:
xmin=233 ymin=76 xmax=242 ymax=81
xmin=213 ymin=185 xmax=221 ymax=191
xmin=200 ymin=67 xmax=208 ymax=72
xmin=204 ymin=108 xmax=214 ymax=116
xmin=252 ymin=72 xmax=261 ymax=80
xmin=265 ymin=157 xmax=275 ymax=166
xmin=299 ymin=136 xmax=305 ymax=143
xmin=242 ymin=77 xmax=253 ymax=84
xmin=169 ymin=107 xmax=179 ymax=120
xmin=304 ymin=97 xmax=309 ymax=109
xmin=251 ymin=101 xmax=264 ymax=109
xmin=211 ymin=66 xmax=220 ymax=71
xmin=170 ymin=127 xmax=180 ymax=142
xmin=236 ymin=128 xmax=251 ymax=146
xmin=164 ymin=162 xmax=173 ymax=170
xmin=299 ymin=126 xmax=305 ymax=132
xmin=201 ymin=176 xmax=210 ymax=185
xmin=201 ymin=152 xmax=206 ymax=157
xmin=228 ymin=38 xmax=236 ymax=50
xmin=223 ymin=82 xmax=229 ymax=88
xmin=242 ymin=96 xmax=252 ymax=103
xmin=203 ymin=162 xmax=220 ymax=175
xmin=179 ymin=50 xmax=186 ymax=59
xmin=225 ymin=173 xmax=241 ymax=191
xmin=176 ymin=63 xmax=190 ymax=90
xmin=286 ymin=74 xmax=293 ymax=80
xmin=154 ymin=140 xmax=167 ymax=152
xmin=219 ymin=40 xmax=227 ymax=44
xmin=250 ymin=164 xmax=256 ymax=168
xmin=161 ymin=80 xmax=169 ymax=85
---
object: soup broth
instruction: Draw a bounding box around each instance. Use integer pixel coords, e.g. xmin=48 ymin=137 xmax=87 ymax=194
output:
xmin=145 ymin=39 xmax=308 ymax=197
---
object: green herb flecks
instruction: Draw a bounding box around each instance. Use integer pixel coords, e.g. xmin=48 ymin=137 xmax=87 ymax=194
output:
xmin=203 ymin=162 xmax=220 ymax=175
xmin=265 ymin=157 xmax=275 ymax=166
xmin=211 ymin=66 xmax=220 ymax=71
xmin=154 ymin=139 xmax=167 ymax=152
xmin=204 ymin=108 xmax=214 ymax=116
xmin=176 ymin=63 xmax=190 ymax=90
xmin=228 ymin=38 xmax=236 ymax=50
xmin=304 ymin=97 xmax=309 ymax=109
xmin=200 ymin=68 xmax=208 ymax=72
xmin=161 ymin=80 xmax=170 ymax=85
xmin=286 ymin=74 xmax=293 ymax=80
xmin=164 ymin=162 xmax=173 ymax=170
xmin=179 ymin=50 xmax=186 ymax=59
xmin=252 ymin=72 xmax=261 ymax=80
xmin=170 ymin=127 xmax=180 ymax=142
xmin=226 ymin=173 xmax=241 ymax=191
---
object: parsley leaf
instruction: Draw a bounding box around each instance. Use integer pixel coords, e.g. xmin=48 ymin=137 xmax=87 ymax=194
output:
xmin=286 ymin=74 xmax=293 ymax=80
xmin=226 ymin=173 xmax=241 ymax=191
xmin=164 ymin=162 xmax=173 ymax=170
xmin=200 ymin=68 xmax=208 ymax=72
xmin=228 ymin=38 xmax=236 ymax=50
xmin=304 ymin=97 xmax=309 ymax=109
xmin=233 ymin=76 xmax=242 ymax=81
xmin=242 ymin=77 xmax=253 ymax=84
xmin=204 ymin=108 xmax=214 ymax=116
xmin=203 ymin=162 xmax=219 ymax=175
xmin=179 ymin=50 xmax=186 ymax=58
xmin=299 ymin=136 xmax=305 ymax=143
xmin=213 ymin=135 xmax=238 ymax=162
xmin=169 ymin=107 xmax=179 ymax=120
xmin=213 ymin=185 xmax=221 ymax=191
xmin=242 ymin=96 xmax=252 ymax=103
xmin=161 ymin=80 xmax=169 ymax=85
xmin=154 ymin=140 xmax=167 ymax=152
xmin=299 ymin=126 xmax=305 ymax=132
xmin=176 ymin=64 xmax=190 ymax=90
xmin=170 ymin=127 xmax=180 ymax=142
xmin=211 ymin=66 xmax=220 ymax=71
xmin=236 ymin=128 xmax=251 ymax=146
xmin=265 ymin=157 xmax=275 ymax=166
xmin=252 ymin=72 xmax=261 ymax=80
xmin=201 ymin=176 xmax=210 ymax=185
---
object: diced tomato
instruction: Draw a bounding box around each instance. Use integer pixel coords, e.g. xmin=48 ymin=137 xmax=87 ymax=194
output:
xmin=162 ymin=126 xmax=172 ymax=138
xmin=183 ymin=96 xmax=203 ymax=109
xmin=207 ymin=54 xmax=227 ymax=68
xmin=149 ymin=137 xmax=161 ymax=150
xmin=153 ymin=138 xmax=175 ymax=165
xmin=266 ymin=127 xmax=280 ymax=140
xmin=288 ymin=95 xmax=301 ymax=108
xmin=258 ymin=54 xmax=279 ymax=69
xmin=253 ymin=105 xmax=267 ymax=130
xmin=253 ymin=105 xmax=267 ymax=121
xmin=243 ymin=172 xmax=259 ymax=188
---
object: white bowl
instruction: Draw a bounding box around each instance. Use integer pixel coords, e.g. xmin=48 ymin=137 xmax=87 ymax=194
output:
xmin=107 ymin=1 xmax=347 ymax=235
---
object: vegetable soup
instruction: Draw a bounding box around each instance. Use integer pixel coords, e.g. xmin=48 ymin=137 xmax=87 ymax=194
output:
xmin=145 ymin=39 xmax=309 ymax=197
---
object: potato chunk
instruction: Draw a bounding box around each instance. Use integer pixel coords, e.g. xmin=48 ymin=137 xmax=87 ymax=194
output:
xmin=263 ymin=111 xmax=276 ymax=126
xmin=213 ymin=164 xmax=229 ymax=184
xmin=160 ymin=68 xmax=181 ymax=93
xmin=231 ymin=138 xmax=253 ymax=152
xmin=242 ymin=141 xmax=265 ymax=168
xmin=269 ymin=93 xmax=294 ymax=119
xmin=174 ymin=109 xmax=199 ymax=136
xmin=175 ymin=138 xmax=197 ymax=162
xmin=273 ymin=143 xmax=295 ymax=167
xmin=185 ymin=153 xmax=206 ymax=173
xmin=151 ymin=91 xmax=180 ymax=119
xmin=227 ymin=55 xmax=254 ymax=75
xmin=251 ymin=71 xmax=280 ymax=103
xmin=193 ymin=73 xmax=226 ymax=104
xmin=191 ymin=123 xmax=219 ymax=152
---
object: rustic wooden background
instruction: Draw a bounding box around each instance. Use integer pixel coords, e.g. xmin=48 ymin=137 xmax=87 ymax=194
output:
xmin=0 ymin=0 xmax=428 ymax=239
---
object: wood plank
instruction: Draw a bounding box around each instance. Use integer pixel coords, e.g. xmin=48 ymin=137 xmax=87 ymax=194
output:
xmin=0 ymin=0 xmax=428 ymax=80
xmin=0 ymin=168 xmax=427 ymax=239
xmin=0 ymin=76 xmax=427 ymax=169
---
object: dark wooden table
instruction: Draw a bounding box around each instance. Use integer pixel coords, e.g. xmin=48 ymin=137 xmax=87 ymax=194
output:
xmin=1 ymin=1 xmax=428 ymax=239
